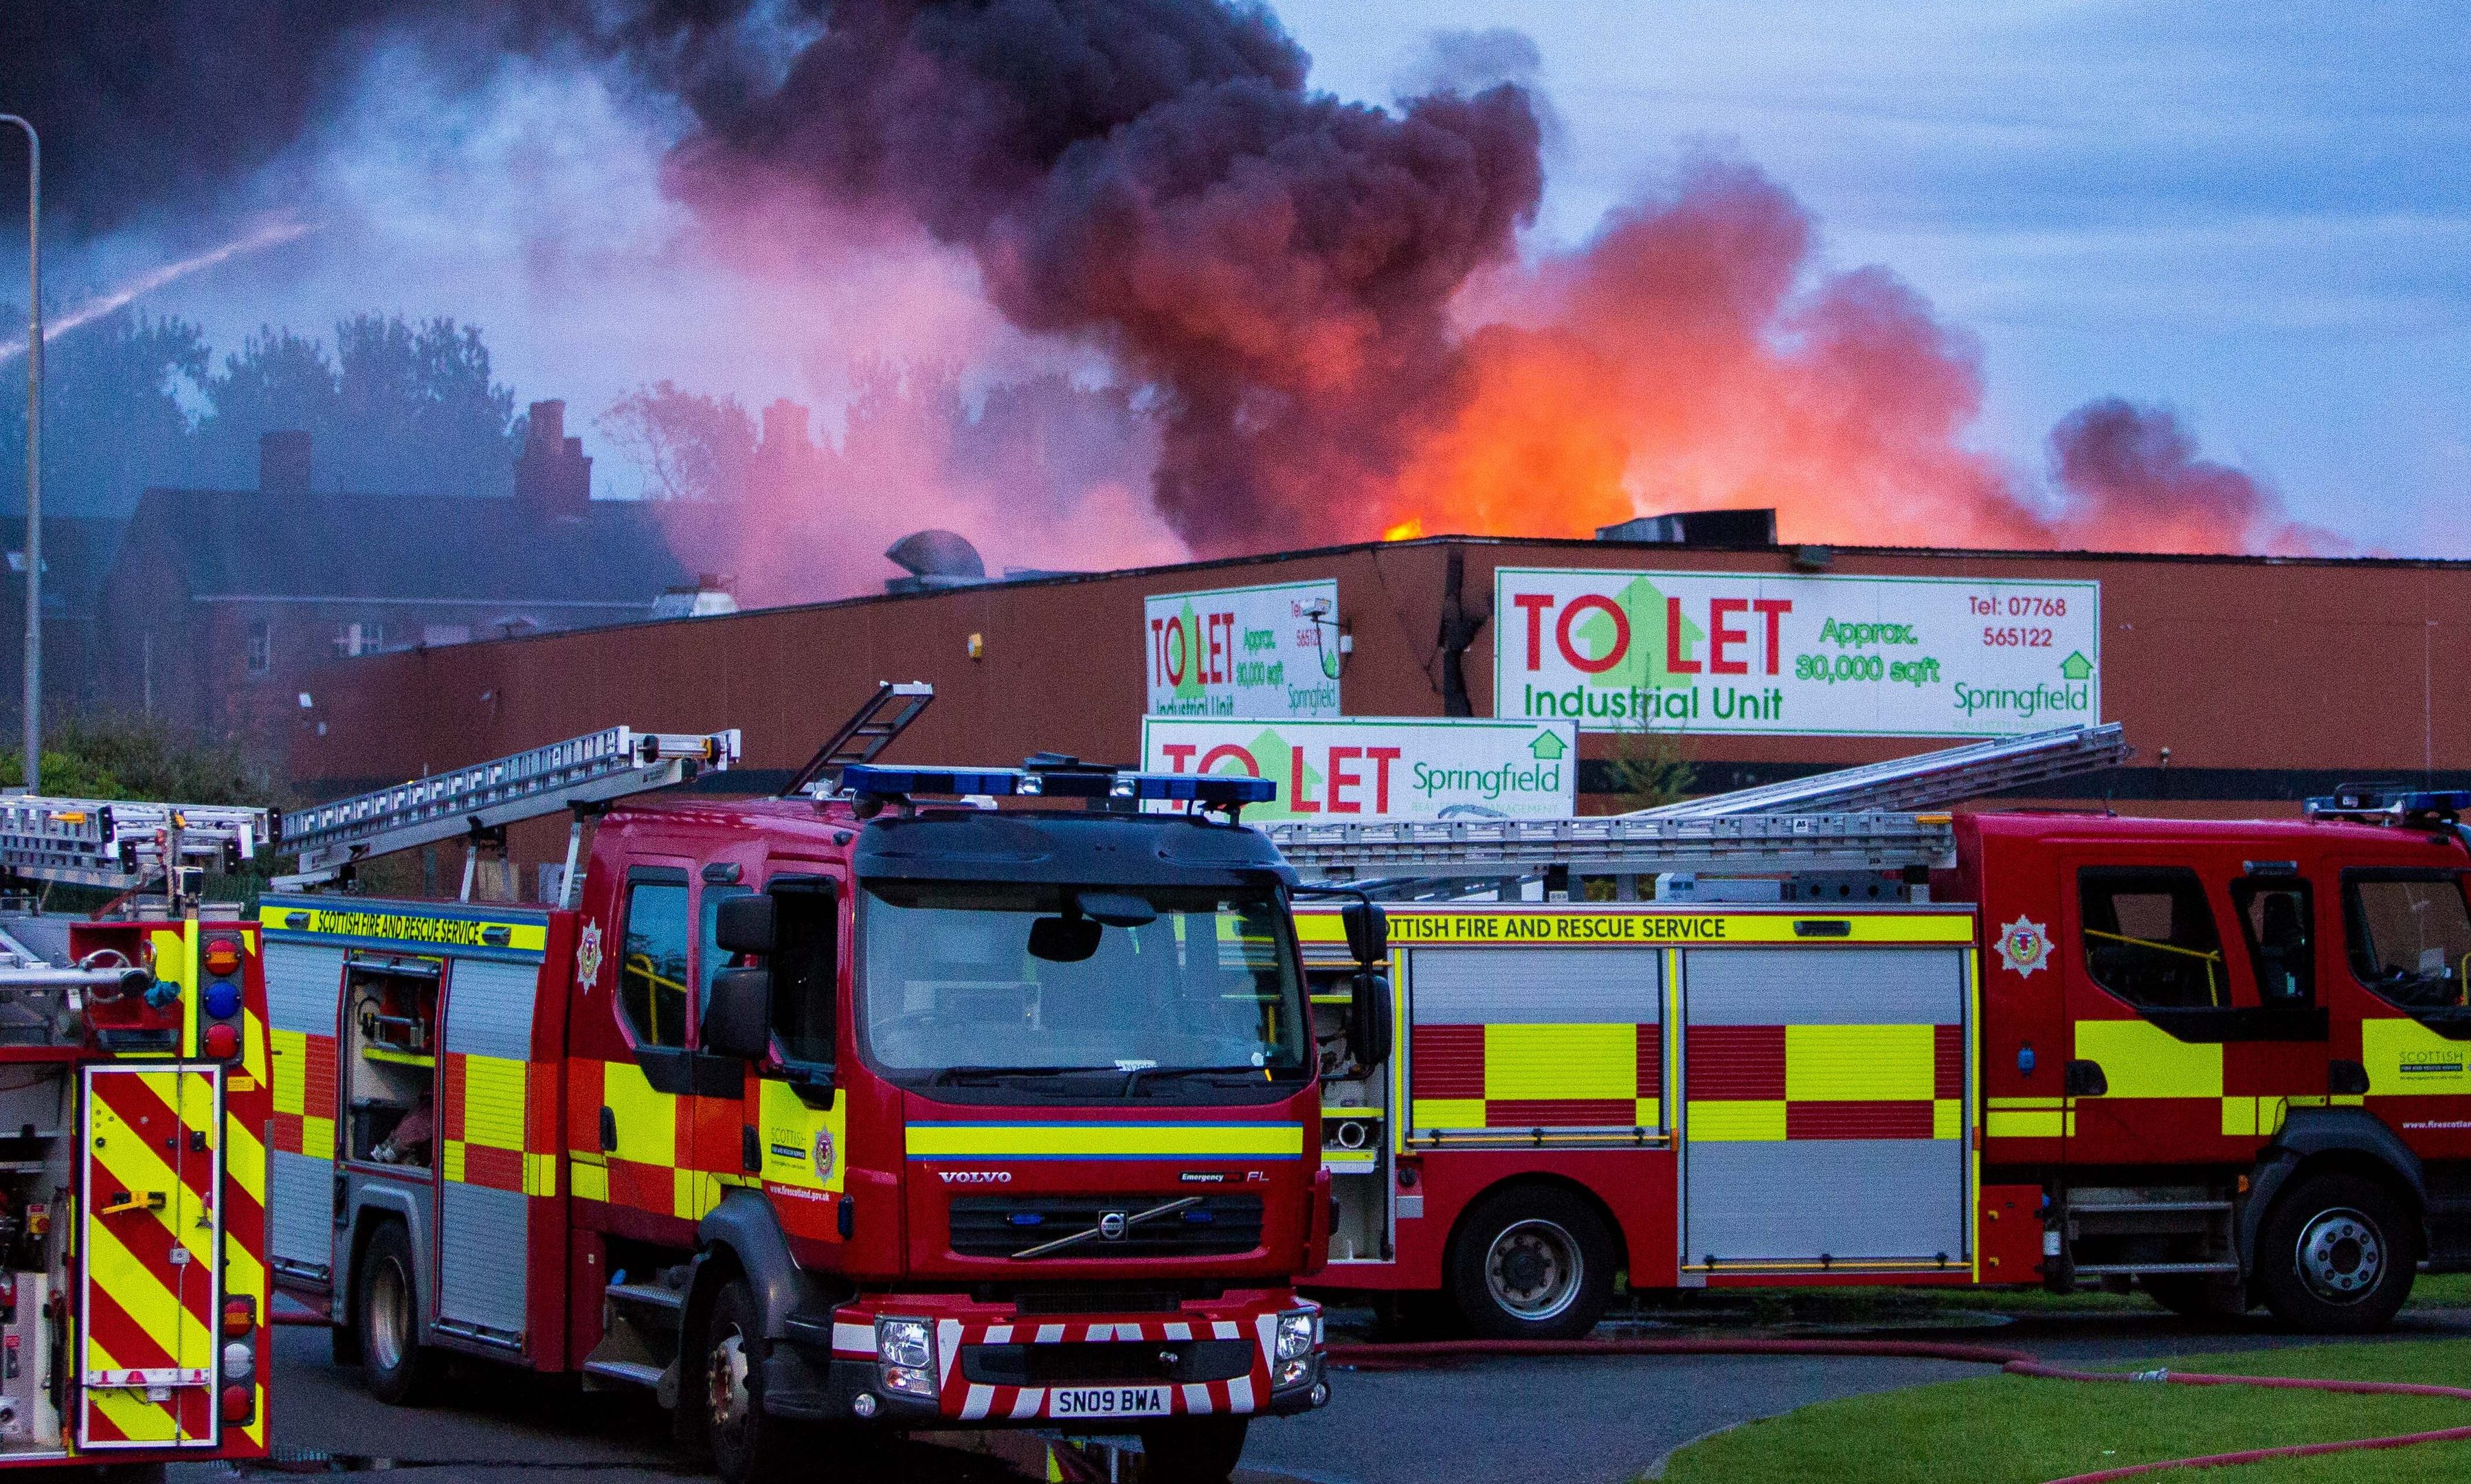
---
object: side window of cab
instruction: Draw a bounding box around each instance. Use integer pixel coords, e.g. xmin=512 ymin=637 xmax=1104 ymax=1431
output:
xmin=620 ymin=868 xmax=691 ymax=1048
xmin=2077 ymin=866 xmax=2227 ymax=1010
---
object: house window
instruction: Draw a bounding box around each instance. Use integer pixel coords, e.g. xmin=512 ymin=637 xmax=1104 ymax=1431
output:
xmin=246 ymin=619 xmax=272 ymax=675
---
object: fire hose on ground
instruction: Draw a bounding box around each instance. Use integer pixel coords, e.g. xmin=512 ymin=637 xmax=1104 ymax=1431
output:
xmin=1324 ymin=1337 xmax=2471 ymax=1484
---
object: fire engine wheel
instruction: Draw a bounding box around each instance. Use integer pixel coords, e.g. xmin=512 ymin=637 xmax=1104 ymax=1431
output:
xmin=1137 ymin=1416 xmax=1250 ymax=1483
xmin=357 ymin=1221 xmax=443 ymax=1405
xmin=2254 ymin=1173 xmax=2416 ymax=1334
xmin=1449 ymin=1187 xmax=1615 ymax=1341
xmin=700 ymin=1279 xmax=799 ymax=1484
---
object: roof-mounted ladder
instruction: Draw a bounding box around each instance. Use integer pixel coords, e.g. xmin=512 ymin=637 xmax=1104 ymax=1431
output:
xmin=1626 ymin=721 xmax=2129 ymax=818
xmin=1268 ymin=811 xmax=1956 ymax=884
xmin=0 ymin=797 xmax=274 ymax=896
xmin=781 ymin=682 xmax=935 ymax=798
xmin=276 ymin=725 xmax=739 ymax=899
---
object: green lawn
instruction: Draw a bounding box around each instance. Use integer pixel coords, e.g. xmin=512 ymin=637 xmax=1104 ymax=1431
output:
xmin=1627 ymin=1271 xmax=2471 ymax=1327
xmin=1657 ymin=1339 xmax=2471 ymax=1484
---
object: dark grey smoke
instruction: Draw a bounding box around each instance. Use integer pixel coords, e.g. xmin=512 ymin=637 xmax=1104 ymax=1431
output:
xmin=660 ymin=1 xmax=1543 ymax=550
xmin=11 ymin=1 xmax=1543 ymax=553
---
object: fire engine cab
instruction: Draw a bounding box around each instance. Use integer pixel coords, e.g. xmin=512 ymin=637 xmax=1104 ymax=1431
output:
xmin=0 ymin=797 xmax=276 ymax=1472
xmin=261 ymin=687 xmax=1351 ymax=1483
xmin=1275 ymin=734 xmax=2471 ymax=1339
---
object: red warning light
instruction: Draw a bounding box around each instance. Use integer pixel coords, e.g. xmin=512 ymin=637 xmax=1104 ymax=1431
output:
xmin=203 ymin=1023 xmax=241 ymax=1060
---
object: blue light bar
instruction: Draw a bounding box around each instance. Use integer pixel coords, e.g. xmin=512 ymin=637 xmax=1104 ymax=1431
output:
xmin=842 ymin=765 xmax=1022 ymax=798
xmin=2306 ymin=787 xmax=2471 ymax=822
xmin=840 ymin=763 xmax=1274 ymax=808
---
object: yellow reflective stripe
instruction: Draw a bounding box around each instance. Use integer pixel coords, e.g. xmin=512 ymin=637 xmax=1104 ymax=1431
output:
xmin=2221 ymin=1096 xmax=2292 ymax=1138
xmin=904 ymin=1122 xmax=1305 ymax=1160
xmin=302 ymin=1114 xmax=335 ymax=1159
xmin=1785 ymin=1024 xmax=1934 ymax=1102
xmin=523 ymin=1151 xmax=560 ymax=1197
xmin=1635 ymin=1097 xmax=1664 ymax=1129
xmin=1363 ymin=909 xmax=1976 ymax=946
xmin=243 ymin=1005 xmax=270 ymax=1086
xmin=1985 ymin=1108 xmax=2073 ymax=1138
xmin=1411 ymin=1098 xmax=1487 ymax=1129
xmin=757 ymin=1080 xmax=847 ymax=1193
xmin=267 ymin=906 xmax=548 ymax=953
xmin=2073 ymin=1018 xmax=2222 ymax=1098
xmin=270 ymin=1028 xmax=306 ymax=1116
xmin=570 ymin=1158 xmax=610 ymax=1202
xmin=1933 ymin=1099 xmax=1962 ymax=1140
xmin=1484 ymin=1023 xmax=1633 ymax=1100
xmin=460 ymin=1056 xmax=527 ymax=1149
xmin=442 ymin=1140 xmax=467 ymax=1182
xmin=675 ymin=1168 xmax=723 ymax=1220
xmin=2362 ymin=1018 xmax=2471 ymax=1094
xmin=601 ymin=1059 xmax=675 ymax=1165
xmin=1688 ymin=1100 xmax=1787 ymax=1141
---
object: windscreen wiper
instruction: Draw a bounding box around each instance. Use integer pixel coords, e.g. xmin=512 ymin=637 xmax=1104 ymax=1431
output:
xmin=928 ymin=1064 xmax=1116 ymax=1086
xmin=1123 ymin=1065 xmax=1301 ymax=1097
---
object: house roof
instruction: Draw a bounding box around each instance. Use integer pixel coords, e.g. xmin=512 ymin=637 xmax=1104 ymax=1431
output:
xmin=1 ymin=515 xmax=131 ymax=619
xmin=123 ymin=488 xmax=691 ymax=606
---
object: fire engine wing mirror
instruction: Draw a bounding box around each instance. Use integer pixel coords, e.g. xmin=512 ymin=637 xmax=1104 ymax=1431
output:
xmin=715 ymin=894 xmax=775 ymax=956
xmin=704 ymin=967 xmax=774 ymax=1061
xmin=1347 ymin=970 xmax=1392 ymax=1069
xmin=1341 ymin=901 xmax=1388 ymax=967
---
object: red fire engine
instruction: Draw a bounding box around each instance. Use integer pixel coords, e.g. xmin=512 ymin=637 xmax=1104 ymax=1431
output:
xmin=1278 ymin=759 xmax=2471 ymax=1340
xmin=261 ymin=688 xmax=1356 ymax=1483
xmin=0 ymin=798 xmax=276 ymax=1472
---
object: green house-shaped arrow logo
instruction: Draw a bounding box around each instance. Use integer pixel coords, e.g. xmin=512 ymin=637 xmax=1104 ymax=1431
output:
xmin=1529 ymin=730 xmax=1568 ymax=761
xmin=2059 ymin=651 xmax=2094 ymax=682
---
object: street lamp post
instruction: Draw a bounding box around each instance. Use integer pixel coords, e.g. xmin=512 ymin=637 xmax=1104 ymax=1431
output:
xmin=1 ymin=116 xmax=36 ymax=795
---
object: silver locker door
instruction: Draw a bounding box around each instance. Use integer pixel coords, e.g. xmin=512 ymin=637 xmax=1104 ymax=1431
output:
xmin=435 ymin=957 xmax=539 ymax=1345
xmin=1682 ymin=947 xmax=1968 ymax=1267
xmin=264 ymin=941 xmax=344 ymax=1280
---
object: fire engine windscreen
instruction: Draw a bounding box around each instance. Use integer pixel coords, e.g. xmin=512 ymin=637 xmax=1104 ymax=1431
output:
xmin=858 ymin=884 xmax=1308 ymax=1084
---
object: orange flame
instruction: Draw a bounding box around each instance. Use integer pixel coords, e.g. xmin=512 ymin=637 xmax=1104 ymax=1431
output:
xmin=1380 ymin=517 xmax=1424 ymax=542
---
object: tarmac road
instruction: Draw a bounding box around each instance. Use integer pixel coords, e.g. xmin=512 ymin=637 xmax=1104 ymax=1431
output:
xmin=155 ymin=1306 xmax=2470 ymax=1484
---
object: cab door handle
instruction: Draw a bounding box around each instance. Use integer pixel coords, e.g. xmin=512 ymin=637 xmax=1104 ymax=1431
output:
xmin=99 ymin=1191 xmax=166 ymax=1217
xmin=599 ymin=1106 xmax=618 ymax=1153
xmin=2064 ymin=1059 xmax=2109 ymax=1098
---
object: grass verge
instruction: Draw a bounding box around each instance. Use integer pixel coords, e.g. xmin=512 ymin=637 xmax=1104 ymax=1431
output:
xmin=1657 ymin=1338 xmax=2471 ymax=1484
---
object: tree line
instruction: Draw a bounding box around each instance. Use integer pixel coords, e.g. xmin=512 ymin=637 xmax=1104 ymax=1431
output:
xmin=0 ymin=308 xmax=520 ymax=514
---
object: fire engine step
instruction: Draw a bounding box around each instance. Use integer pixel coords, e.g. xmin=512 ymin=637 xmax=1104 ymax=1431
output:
xmin=580 ymin=1359 xmax=668 ymax=1389
xmin=603 ymin=1281 xmax=686 ymax=1312
xmin=2069 ymin=1261 xmax=2240 ymax=1276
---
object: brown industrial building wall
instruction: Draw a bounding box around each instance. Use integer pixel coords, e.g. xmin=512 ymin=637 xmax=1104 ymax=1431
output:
xmin=286 ymin=536 xmax=2471 ymax=870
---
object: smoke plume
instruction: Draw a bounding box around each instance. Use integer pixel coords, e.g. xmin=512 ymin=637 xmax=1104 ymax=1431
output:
xmin=5 ymin=1 xmax=2338 ymax=585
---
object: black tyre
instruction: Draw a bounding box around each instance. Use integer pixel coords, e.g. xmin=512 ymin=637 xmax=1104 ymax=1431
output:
xmin=1446 ymin=1185 xmax=1617 ymax=1340
xmin=2253 ymin=1172 xmax=2416 ymax=1334
xmin=1139 ymin=1417 xmax=1249 ymax=1483
xmin=699 ymin=1278 xmax=801 ymax=1484
xmin=356 ymin=1221 xmax=444 ymax=1405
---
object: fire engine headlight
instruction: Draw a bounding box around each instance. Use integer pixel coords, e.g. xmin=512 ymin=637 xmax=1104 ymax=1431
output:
xmin=876 ymin=1318 xmax=937 ymax=1397
xmin=1275 ymin=1310 xmax=1317 ymax=1362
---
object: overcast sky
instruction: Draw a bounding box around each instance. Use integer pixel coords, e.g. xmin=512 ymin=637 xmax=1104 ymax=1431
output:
xmin=1279 ymin=0 xmax=2471 ymax=554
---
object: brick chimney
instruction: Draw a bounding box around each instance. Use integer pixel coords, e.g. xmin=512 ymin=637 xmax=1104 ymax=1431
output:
xmin=514 ymin=399 xmax=592 ymax=517
xmin=259 ymin=431 xmax=312 ymax=496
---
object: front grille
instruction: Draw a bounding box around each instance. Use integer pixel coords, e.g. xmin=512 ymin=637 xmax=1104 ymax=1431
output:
xmin=962 ymin=1339 xmax=1255 ymax=1387
xmin=950 ymin=1195 xmax=1264 ymax=1259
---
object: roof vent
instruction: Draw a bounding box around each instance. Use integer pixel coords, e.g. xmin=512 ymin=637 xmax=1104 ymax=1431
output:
xmin=1596 ymin=508 xmax=1776 ymax=546
xmin=884 ymin=530 xmax=990 ymax=594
